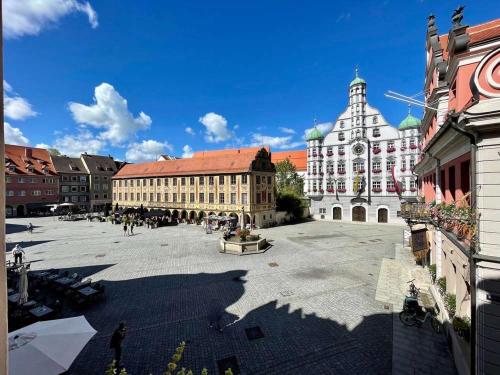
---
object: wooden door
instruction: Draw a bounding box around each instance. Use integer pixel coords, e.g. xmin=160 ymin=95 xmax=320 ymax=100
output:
xmin=352 ymin=206 xmax=366 ymax=222
xmin=332 ymin=207 xmax=342 ymax=220
xmin=378 ymin=208 xmax=388 ymax=223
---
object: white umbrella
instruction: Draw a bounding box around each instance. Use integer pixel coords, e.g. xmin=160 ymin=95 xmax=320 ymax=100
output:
xmin=18 ymin=266 xmax=29 ymax=305
xmin=8 ymin=316 xmax=97 ymax=375
xmin=58 ymin=203 xmax=75 ymax=207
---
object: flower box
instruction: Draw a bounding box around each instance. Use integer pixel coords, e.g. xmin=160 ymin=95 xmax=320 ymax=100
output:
xmin=312 ymin=153 xmax=317 ymax=157
xmin=319 ymin=189 xmax=324 ymax=193
xmin=338 ymin=170 xmax=346 ymax=175
xmin=328 ymin=171 xmax=334 ymax=175
xmin=338 ymin=151 xmax=345 ymax=155
xmin=372 ymin=148 xmax=381 ymax=154
xmin=373 ymin=133 xmax=381 ymax=138
xmin=327 ymin=152 xmax=333 ymax=157
xmin=387 ymin=147 xmax=396 ymax=153
xmin=387 ymin=187 xmax=397 ymax=193
xmin=400 ymin=147 xmax=407 ymax=151
xmin=410 ymin=144 xmax=417 ymax=150
xmin=319 ymin=154 xmax=324 ymax=158
xmin=400 ymin=168 xmax=407 ymax=172
xmin=337 ymin=188 xmax=347 ymax=193
xmin=319 ymin=172 xmax=324 ymax=176
xmin=410 ymin=187 xmax=417 ymax=192
xmin=357 ymin=169 xmax=366 ymax=174
xmin=313 ymin=188 xmax=317 ymax=192
xmin=372 ymin=188 xmax=382 ymax=193
xmin=372 ymin=169 xmax=382 ymax=173
xmin=326 ymin=188 xmax=334 ymax=193
xmin=312 ymin=172 xmax=317 ymax=175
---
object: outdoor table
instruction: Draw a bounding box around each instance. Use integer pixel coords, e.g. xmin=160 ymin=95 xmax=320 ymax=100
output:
xmin=29 ymin=305 xmax=54 ymax=319
xmin=54 ymin=277 xmax=76 ymax=286
xmin=78 ymin=287 xmax=98 ymax=297
xmin=8 ymin=293 xmax=20 ymax=303
xmin=70 ymin=280 xmax=91 ymax=290
xmin=32 ymin=271 xmax=52 ymax=278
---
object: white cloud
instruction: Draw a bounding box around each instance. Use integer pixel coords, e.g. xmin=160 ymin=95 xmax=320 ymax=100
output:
xmin=303 ymin=122 xmax=334 ymax=139
xmin=35 ymin=143 xmax=50 ymax=149
xmin=69 ymin=83 xmax=152 ymax=146
xmin=336 ymin=12 xmax=351 ymax=23
xmin=3 ymin=0 xmax=98 ymax=39
xmin=185 ymin=127 xmax=195 ymax=135
xmin=4 ymin=122 xmax=30 ymax=146
xmin=279 ymin=127 xmax=296 ymax=135
xmin=4 ymin=81 xmax=37 ymax=121
xmin=51 ymin=129 xmax=105 ymax=156
xmin=182 ymin=145 xmax=194 ymax=158
xmin=249 ymin=133 xmax=303 ymax=150
xmin=126 ymin=140 xmax=173 ymax=162
xmin=199 ymin=112 xmax=234 ymax=143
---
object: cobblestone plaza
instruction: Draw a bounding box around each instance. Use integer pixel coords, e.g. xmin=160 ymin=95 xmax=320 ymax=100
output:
xmin=6 ymin=218 xmax=454 ymax=374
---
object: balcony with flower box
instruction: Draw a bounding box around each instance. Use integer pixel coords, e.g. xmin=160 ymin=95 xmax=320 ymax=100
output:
xmin=326 ymin=151 xmax=334 ymax=157
xmin=338 ymin=150 xmax=345 ymax=156
xmin=400 ymin=146 xmax=407 ymax=151
xmin=338 ymin=170 xmax=346 ymax=175
xmin=387 ymin=187 xmax=397 ymax=193
xmin=319 ymin=172 xmax=324 ymax=177
xmin=327 ymin=170 xmax=335 ymax=176
xmin=326 ymin=188 xmax=334 ymax=193
xmin=410 ymin=187 xmax=417 ymax=192
xmin=387 ymin=147 xmax=397 ymax=153
xmin=372 ymin=187 xmax=382 ymax=193
xmin=372 ymin=168 xmax=382 ymax=174
xmin=372 ymin=147 xmax=381 ymax=154
xmin=410 ymin=144 xmax=418 ymax=150
xmin=337 ymin=188 xmax=347 ymax=193
xmin=400 ymin=168 xmax=407 ymax=172
xmin=357 ymin=168 xmax=366 ymax=174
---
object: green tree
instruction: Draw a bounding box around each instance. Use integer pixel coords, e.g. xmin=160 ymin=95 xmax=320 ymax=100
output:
xmin=275 ymin=159 xmax=304 ymax=197
xmin=47 ymin=148 xmax=61 ymax=156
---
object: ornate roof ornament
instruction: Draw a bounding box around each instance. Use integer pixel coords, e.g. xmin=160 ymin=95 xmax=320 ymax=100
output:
xmin=452 ymin=5 xmax=465 ymax=28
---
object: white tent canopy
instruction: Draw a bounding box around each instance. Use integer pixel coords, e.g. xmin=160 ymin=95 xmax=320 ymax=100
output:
xmin=9 ymin=316 xmax=97 ymax=375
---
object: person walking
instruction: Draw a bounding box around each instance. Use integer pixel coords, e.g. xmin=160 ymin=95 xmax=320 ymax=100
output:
xmin=110 ymin=321 xmax=127 ymax=367
xmin=123 ymin=222 xmax=128 ymax=236
xmin=130 ymin=221 xmax=135 ymax=236
xmin=26 ymin=223 xmax=33 ymax=234
xmin=12 ymin=244 xmax=26 ymax=265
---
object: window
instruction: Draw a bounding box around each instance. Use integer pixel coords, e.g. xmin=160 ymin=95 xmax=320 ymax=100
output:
xmin=231 ymin=175 xmax=236 ymax=185
xmin=199 ymin=176 xmax=204 ymax=185
xmin=199 ymin=192 xmax=205 ymax=203
xmin=173 ymin=193 xmax=177 ymax=202
xmin=18 ymin=177 xmax=26 ymax=183
xmin=338 ymin=161 xmax=345 ymax=173
xmin=30 ymin=177 xmax=37 ymax=183
xmin=373 ymin=142 xmax=380 ymax=149
xmin=401 ymin=139 xmax=406 ymax=148
xmin=337 ymin=180 xmax=345 ymax=190
xmin=373 ymin=161 xmax=381 ymax=170
xmin=219 ymin=175 xmax=224 ymax=185
xmin=80 ymin=176 xmax=87 ymax=183
xmin=113 ymin=193 xmax=116 ymax=200
xmin=71 ymin=186 xmax=78 ymax=192
xmin=219 ymin=193 xmax=224 ymax=203
xmin=95 ymin=176 xmax=100 ymax=181
xmin=386 ymin=159 xmax=395 ymax=170
xmin=268 ymin=192 xmax=272 ymax=203
xmin=157 ymin=178 xmax=162 ymax=186
xmin=70 ymin=176 xmax=77 ymax=182
xmin=31 ymin=190 xmax=42 ymax=196
xmin=231 ymin=192 xmax=236 ymax=204
xmin=373 ymin=116 xmax=378 ymax=124
xmin=113 ymin=180 xmax=117 ymax=187
xmin=387 ymin=180 xmax=395 ymax=189
xmin=143 ymin=193 xmax=147 ymax=201
xmin=118 ymin=193 xmax=122 ymax=200
xmin=410 ymin=179 xmax=416 ymax=189
xmin=94 ymin=184 xmax=100 ymax=192
xmin=61 ymin=185 xmax=69 ymax=193
xmin=388 ymin=141 xmax=395 ymax=148
xmin=130 ymin=192 xmax=134 ymax=200
xmin=130 ymin=179 xmax=134 ymax=187
xmin=256 ymin=176 xmax=261 ymax=184
xmin=410 ymin=138 xmax=415 ymax=146
xmin=190 ymin=177 xmax=195 ymax=185
xmin=372 ymin=128 xmax=380 ymax=137
xmin=103 ymin=183 xmax=109 ymax=191
xmin=143 ymin=179 xmax=146 ymax=186
xmin=326 ymin=180 xmax=334 ymax=190
xmin=190 ymin=193 xmax=195 ymax=202
xmin=62 ymin=176 xmax=69 ymax=182
xmin=338 ymin=132 xmax=345 ymax=141
xmin=80 ymin=186 xmax=86 ymax=192
xmin=267 ymin=176 xmax=272 ymax=184
xmin=103 ymin=176 xmax=108 ymax=181
xmin=401 ymin=160 xmax=406 ymax=170
xmin=312 ymin=165 xmax=317 ymax=174
xmin=164 ymin=178 xmax=168 ymax=186
xmin=241 ymin=193 xmax=248 ymax=204
xmin=164 ymin=193 xmax=168 ymax=202
xmin=46 ymin=190 xmax=54 ymax=195
xmin=340 ymin=120 xmax=345 ymax=128
xmin=150 ymin=179 xmax=154 ymax=186
xmin=410 ymin=159 xmax=415 ymax=169
xmin=338 ymin=146 xmax=345 ymax=154
xmin=173 ymin=178 xmax=177 ymax=186
xmin=103 ymin=193 xmax=108 ymax=199
xmin=157 ymin=193 xmax=161 ymax=201
xmin=209 ymin=193 xmax=214 ymax=203
xmin=256 ymin=192 xmax=261 ymax=204
xmin=80 ymin=196 xmax=88 ymax=202
xmin=319 ymin=208 xmax=326 ymax=214
xmin=327 ymin=162 xmax=334 ymax=173
xmin=124 ymin=193 xmax=128 ymax=200
xmin=372 ymin=181 xmax=381 ymax=189
xmin=242 ymin=175 xmax=248 ymax=184
xmin=71 ymin=196 xmax=78 ymax=202
xmin=209 ymin=176 xmax=214 ymax=185
xmin=150 ymin=193 xmax=154 ymax=201
xmin=118 ymin=180 xmax=122 ymax=187
xmin=353 ymin=161 xmax=364 ymax=172
xmin=449 ymin=166 xmax=456 ymax=200
xmin=261 ymin=191 xmax=267 ymax=203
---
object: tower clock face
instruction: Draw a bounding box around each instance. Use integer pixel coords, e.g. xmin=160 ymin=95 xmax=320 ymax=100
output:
xmin=353 ymin=143 xmax=364 ymax=155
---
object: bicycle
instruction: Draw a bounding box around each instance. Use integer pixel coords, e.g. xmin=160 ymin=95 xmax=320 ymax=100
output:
xmin=399 ymin=307 xmax=442 ymax=333
xmin=407 ymin=279 xmax=420 ymax=297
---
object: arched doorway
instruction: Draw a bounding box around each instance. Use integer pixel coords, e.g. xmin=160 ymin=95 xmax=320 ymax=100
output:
xmin=218 ymin=212 xmax=225 ymax=217
xmin=378 ymin=208 xmax=388 ymax=223
xmin=198 ymin=211 xmax=205 ymax=220
xmin=243 ymin=214 xmax=251 ymax=227
xmin=165 ymin=209 xmax=171 ymax=217
xmin=17 ymin=205 xmax=25 ymax=217
xmin=172 ymin=210 xmax=179 ymax=219
xmin=332 ymin=207 xmax=342 ymax=220
xmin=208 ymin=212 xmax=215 ymax=216
xmin=229 ymin=212 xmax=238 ymax=222
xmin=6 ymin=206 xmax=13 ymax=217
xmin=189 ymin=211 xmax=196 ymax=221
xmin=181 ymin=210 xmax=188 ymax=220
xmin=352 ymin=206 xmax=366 ymax=222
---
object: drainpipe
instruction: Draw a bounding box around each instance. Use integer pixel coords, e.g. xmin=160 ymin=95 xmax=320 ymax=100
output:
xmin=428 ymin=152 xmax=443 ymax=279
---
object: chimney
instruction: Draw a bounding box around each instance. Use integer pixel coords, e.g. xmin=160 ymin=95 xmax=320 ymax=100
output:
xmin=25 ymin=148 xmax=33 ymax=159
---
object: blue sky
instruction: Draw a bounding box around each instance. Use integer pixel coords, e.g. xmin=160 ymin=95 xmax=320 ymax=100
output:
xmin=3 ymin=0 xmax=498 ymax=162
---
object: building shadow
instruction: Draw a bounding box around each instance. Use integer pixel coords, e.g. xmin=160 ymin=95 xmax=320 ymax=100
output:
xmin=6 ymin=240 xmax=54 ymax=252
xmin=6 ymin=223 xmax=37 ymax=234
xmin=34 ymin=269 xmax=395 ymax=375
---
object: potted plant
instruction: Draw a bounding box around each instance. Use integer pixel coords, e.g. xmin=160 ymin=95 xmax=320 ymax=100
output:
xmin=239 ymin=228 xmax=250 ymax=242
xmin=444 ymin=293 xmax=456 ymax=317
xmin=437 ymin=277 xmax=446 ymax=296
xmin=452 ymin=316 xmax=471 ymax=342
xmin=428 ymin=264 xmax=436 ymax=283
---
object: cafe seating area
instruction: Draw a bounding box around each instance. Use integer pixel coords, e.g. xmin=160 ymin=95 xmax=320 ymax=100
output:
xmin=6 ymin=261 xmax=106 ymax=332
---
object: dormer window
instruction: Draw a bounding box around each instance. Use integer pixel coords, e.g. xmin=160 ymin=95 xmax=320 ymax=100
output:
xmin=338 ymin=132 xmax=345 ymax=141
xmin=340 ymin=120 xmax=344 ymax=128
xmin=9 ymin=165 xmax=16 ymax=172
xmin=373 ymin=116 xmax=378 ymax=124
xmin=70 ymin=165 xmax=79 ymax=171
xmin=373 ymin=128 xmax=380 ymax=137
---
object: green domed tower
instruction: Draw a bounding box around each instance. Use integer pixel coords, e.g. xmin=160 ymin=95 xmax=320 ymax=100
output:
xmin=399 ymin=107 xmax=421 ymax=130
xmin=306 ymin=126 xmax=324 ymax=141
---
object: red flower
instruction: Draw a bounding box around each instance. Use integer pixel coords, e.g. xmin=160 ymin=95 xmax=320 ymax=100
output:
xmin=337 ymin=188 xmax=347 ymax=193
xmin=410 ymin=144 xmax=417 ymax=150
xmin=387 ymin=147 xmax=396 ymax=153
xmin=372 ymin=188 xmax=382 ymax=193
xmin=372 ymin=169 xmax=382 ymax=173
xmin=327 ymin=188 xmax=334 ymax=193
xmin=372 ymin=147 xmax=381 ymax=154
xmin=400 ymin=147 xmax=406 ymax=151
xmin=338 ymin=170 xmax=346 ymax=175
xmin=338 ymin=151 xmax=345 ymax=155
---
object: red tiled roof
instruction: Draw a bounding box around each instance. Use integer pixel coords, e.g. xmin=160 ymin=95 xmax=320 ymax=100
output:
xmin=192 ymin=146 xmax=269 ymax=159
xmin=114 ymin=147 xmax=268 ymax=178
xmin=4 ymin=144 xmax=57 ymax=176
xmin=271 ymin=150 xmax=307 ymax=171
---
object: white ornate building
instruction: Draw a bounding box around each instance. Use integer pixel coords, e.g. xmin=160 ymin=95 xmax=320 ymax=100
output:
xmin=306 ymin=70 xmax=420 ymax=223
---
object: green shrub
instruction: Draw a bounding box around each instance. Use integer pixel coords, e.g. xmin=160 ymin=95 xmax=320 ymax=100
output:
xmin=444 ymin=293 xmax=456 ymax=317
xmin=437 ymin=277 xmax=446 ymax=295
xmin=452 ymin=316 xmax=471 ymax=341
xmin=428 ymin=264 xmax=436 ymax=283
